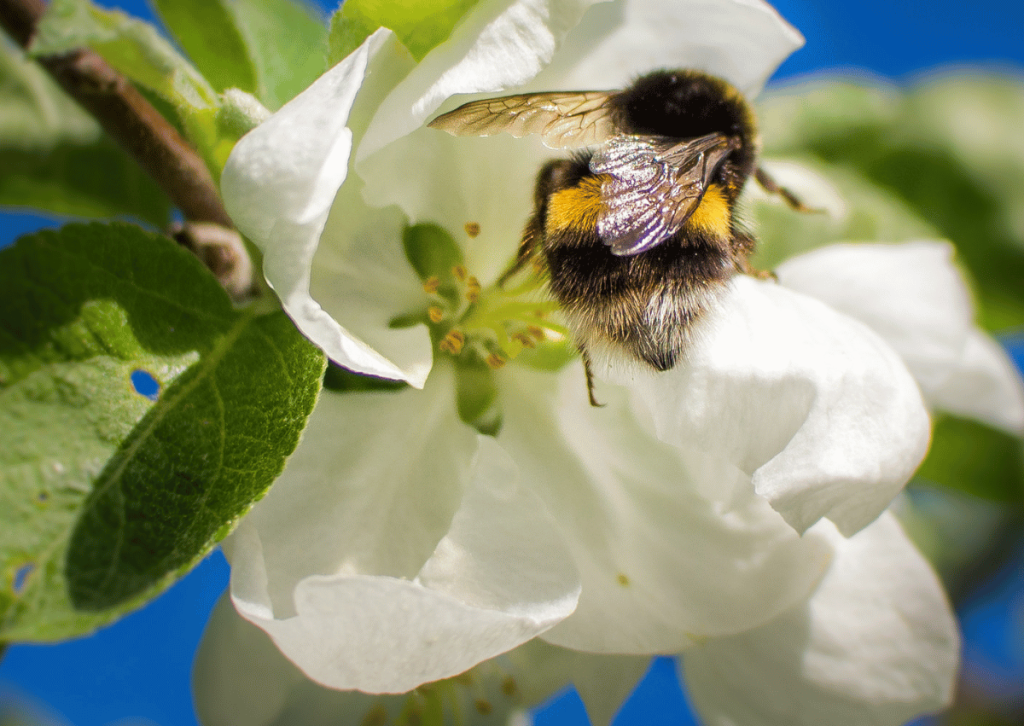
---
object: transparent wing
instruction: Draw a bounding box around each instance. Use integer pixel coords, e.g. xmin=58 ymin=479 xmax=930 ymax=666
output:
xmin=590 ymin=133 xmax=740 ymax=256
xmin=428 ymin=91 xmax=617 ymax=149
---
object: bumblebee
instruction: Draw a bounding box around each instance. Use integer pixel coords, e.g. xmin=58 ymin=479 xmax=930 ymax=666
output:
xmin=430 ymin=69 xmax=807 ymax=404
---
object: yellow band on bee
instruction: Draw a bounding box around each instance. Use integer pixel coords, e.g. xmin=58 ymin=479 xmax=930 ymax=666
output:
xmin=547 ymin=177 xmax=731 ymax=241
xmin=685 ymin=184 xmax=731 ymax=237
xmin=545 ymin=175 xmax=609 ymax=237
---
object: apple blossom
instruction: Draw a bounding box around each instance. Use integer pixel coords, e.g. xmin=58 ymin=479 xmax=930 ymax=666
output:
xmin=209 ymin=0 xmax=1024 ymax=723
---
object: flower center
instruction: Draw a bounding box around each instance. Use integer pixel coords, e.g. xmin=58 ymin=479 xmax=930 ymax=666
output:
xmin=395 ymin=223 xmax=574 ymax=434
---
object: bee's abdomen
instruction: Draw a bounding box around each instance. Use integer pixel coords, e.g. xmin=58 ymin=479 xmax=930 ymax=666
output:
xmin=543 ymin=229 xmax=734 ymax=370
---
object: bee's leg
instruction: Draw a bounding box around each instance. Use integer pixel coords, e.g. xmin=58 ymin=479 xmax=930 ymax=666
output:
xmin=730 ymin=232 xmax=777 ymax=281
xmin=581 ymin=348 xmax=605 ymax=408
xmin=497 ymin=216 xmax=541 ymax=288
xmin=739 ymin=258 xmax=778 ymax=282
xmin=754 ymin=167 xmax=818 ymax=213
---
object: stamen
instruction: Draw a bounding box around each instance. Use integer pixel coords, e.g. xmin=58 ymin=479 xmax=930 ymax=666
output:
xmin=440 ymin=330 xmax=466 ymax=355
xmin=464 ymin=222 xmax=481 ymax=238
xmin=465 ymin=276 xmax=481 ymax=303
xmin=428 ymin=306 xmax=445 ymax=324
xmin=485 ymin=353 xmax=507 ymax=369
xmin=422 ymin=276 xmax=440 ymax=294
xmin=511 ymin=332 xmax=536 ymax=348
xmin=452 ymin=264 xmax=468 ymax=282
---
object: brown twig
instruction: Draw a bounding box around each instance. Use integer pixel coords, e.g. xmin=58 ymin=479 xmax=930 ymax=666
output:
xmin=0 ymin=0 xmax=234 ymax=228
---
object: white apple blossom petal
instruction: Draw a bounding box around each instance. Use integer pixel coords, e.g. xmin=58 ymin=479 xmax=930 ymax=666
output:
xmin=928 ymin=330 xmax=1024 ymax=435
xmin=221 ymin=30 xmax=431 ymax=386
xmin=681 ymin=513 xmax=959 ymax=726
xmin=496 ymin=365 xmax=833 ymax=654
xmin=776 ymin=242 xmax=972 ymax=393
xmin=778 ymin=241 xmax=1024 ymax=434
xmin=195 ymin=596 xmax=532 ymax=726
xmin=358 ymin=130 xmax=549 ymax=285
xmin=531 ymin=0 xmax=803 ymax=94
xmin=357 ymin=0 xmax=610 ymax=160
xmin=225 ymin=373 xmax=580 ymax=692
xmin=605 ymin=276 xmax=931 ymax=537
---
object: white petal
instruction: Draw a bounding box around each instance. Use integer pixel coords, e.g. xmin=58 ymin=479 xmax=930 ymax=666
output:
xmin=928 ymin=330 xmax=1024 ymax=436
xmin=497 ymin=365 xmax=833 ymax=654
xmin=357 ymin=0 xmax=609 ymax=160
xmin=225 ymin=375 xmax=579 ymax=692
xmin=195 ymin=596 xmax=531 ymax=726
xmin=778 ymin=241 xmax=1024 ymax=435
xmin=221 ymin=30 xmax=430 ymax=386
xmin=358 ymin=130 xmax=549 ymax=285
xmin=230 ymin=368 xmax=478 ymax=596
xmin=604 ymin=275 xmax=931 ymax=536
xmin=530 ymin=0 xmax=803 ymax=95
xmin=682 ymin=513 xmax=959 ymax=726
xmin=777 ymin=242 xmax=972 ymax=395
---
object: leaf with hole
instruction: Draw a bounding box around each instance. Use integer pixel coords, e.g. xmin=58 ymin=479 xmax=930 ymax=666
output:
xmin=0 ymin=223 xmax=324 ymax=641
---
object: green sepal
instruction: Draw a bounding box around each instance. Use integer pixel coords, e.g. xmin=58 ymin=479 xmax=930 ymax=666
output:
xmin=915 ymin=415 xmax=1024 ymax=504
xmin=328 ymin=0 xmax=481 ymax=64
xmin=0 ymin=223 xmax=324 ymax=640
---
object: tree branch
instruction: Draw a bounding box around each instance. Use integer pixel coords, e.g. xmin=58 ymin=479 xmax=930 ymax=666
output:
xmin=0 ymin=0 xmax=234 ymax=228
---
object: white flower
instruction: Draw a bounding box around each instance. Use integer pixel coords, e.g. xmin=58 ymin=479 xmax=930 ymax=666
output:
xmin=210 ymin=0 xmax=1024 ymax=722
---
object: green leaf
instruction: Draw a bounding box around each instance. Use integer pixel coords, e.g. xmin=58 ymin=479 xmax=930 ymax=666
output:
xmin=31 ymin=0 xmax=217 ymax=108
xmin=0 ymin=223 xmax=324 ymax=640
xmin=151 ymin=0 xmax=258 ymax=94
xmin=229 ymin=0 xmax=328 ymax=110
xmin=329 ymin=0 xmax=480 ymax=64
xmin=30 ymin=0 xmax=220 ymax=169
xmin=0 ymin=44 xmax=171 ymax=226
xmin=915 ymin=416 xmax=1024 ymax=504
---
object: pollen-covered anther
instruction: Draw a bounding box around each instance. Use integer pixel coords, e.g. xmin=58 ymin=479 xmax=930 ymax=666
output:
xmin=485 ymin=353 xmax=507 ymax=369
xmin=465 ymin=276 xmax=481 ymax=303
xmin=452 ymin=264 xmax=468 ymax=282
xmin=439 ymin=330 xmax=466 ymax=355
xmin=527 ymin=325 xmax=546 ymax=340
xmin=512 ymin=331 xmax=536 ymax=348
xmin=464 ymin=221 xmax=481 ymax=238
xmin=422 ymin=276 xmax=441 ymax=294
xmin=475 ymin=699 xmax=493 ymax=715
xmin=428 ymin=305 xmax=445 ymax=324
